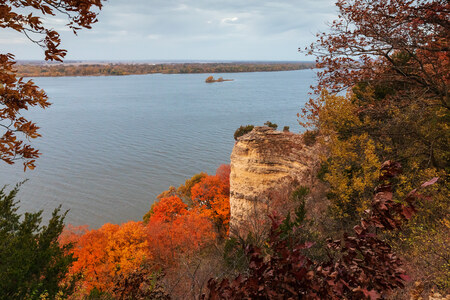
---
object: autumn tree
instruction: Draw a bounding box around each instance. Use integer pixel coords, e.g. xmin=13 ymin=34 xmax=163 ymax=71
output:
xmin=302 ymin=0 xmax=449 ymax=170
xmin=0 ymin=0 xmax=104 ymax=170
xmin=191 ymin=165 xmax=231 ymax=236
xmin=191 ymin=175 xmax=227 ymax=208
xmin=215 ymin=164 xmax=230 ymax=187
xmin=304 ymin=0 xmax=448 ymax=100
xmin=65 ymin=188 xmax=222 ymax=296
xmin=150 ymin=195 xmax=188 ymax=223
xmin=145 ymin=165 xmax=231 ymax=236
xmin=62 ymin=226 xmax=110 ymax=294
xmin=61 ymin=221 xmax=150 ymax=296
xmin=301 ymin=0 xmax=449 ymax=292
xmin=206 ymin=162 xmax=439 ymax=299
xmin=177 ymin=172 xmax=207 ymax=202
xmin=146 ymin=211 xmax=216 ymax=269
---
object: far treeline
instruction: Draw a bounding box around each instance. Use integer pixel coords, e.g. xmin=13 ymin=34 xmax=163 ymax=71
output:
xmin=15 ymin=62 xmax=315 ymax=77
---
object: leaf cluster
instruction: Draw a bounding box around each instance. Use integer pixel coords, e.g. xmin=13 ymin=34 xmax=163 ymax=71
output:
xmin=0 ymin=0 xmax=104 ymax=169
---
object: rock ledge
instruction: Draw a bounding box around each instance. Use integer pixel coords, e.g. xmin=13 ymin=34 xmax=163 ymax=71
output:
xmin=230 ymin=126 xmax=326 ymax=234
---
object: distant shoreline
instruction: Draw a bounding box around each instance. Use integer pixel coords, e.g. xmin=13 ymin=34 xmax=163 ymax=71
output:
xmin=15 ymin=62 xmax=315 ymax=78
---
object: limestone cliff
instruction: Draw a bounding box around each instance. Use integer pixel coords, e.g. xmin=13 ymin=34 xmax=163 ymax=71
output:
xmin=230 ymin=126 xmax=327 ymax=235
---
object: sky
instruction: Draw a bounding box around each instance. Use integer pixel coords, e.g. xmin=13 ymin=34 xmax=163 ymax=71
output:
xmin=1 ymin=0 xmax=338 ymax=61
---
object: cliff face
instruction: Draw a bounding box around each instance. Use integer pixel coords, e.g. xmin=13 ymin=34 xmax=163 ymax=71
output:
xmin=230 ymin=126 xmax=327 ymax=234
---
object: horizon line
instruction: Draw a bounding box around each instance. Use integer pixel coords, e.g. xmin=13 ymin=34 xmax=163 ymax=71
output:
xmin=16 ymin=59 xmax=316 ymax=65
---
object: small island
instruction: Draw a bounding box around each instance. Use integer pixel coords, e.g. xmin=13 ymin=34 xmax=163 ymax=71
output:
xmin=205 ymin=75 xmax=234 ymax=83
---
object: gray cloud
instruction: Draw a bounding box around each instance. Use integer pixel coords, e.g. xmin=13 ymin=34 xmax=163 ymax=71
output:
xmin=1 ymin=0 xmax=337 ymax=60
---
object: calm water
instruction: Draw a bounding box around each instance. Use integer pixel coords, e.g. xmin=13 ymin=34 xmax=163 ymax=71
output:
xmin=0 ymin=70 xmax=317 ymax=228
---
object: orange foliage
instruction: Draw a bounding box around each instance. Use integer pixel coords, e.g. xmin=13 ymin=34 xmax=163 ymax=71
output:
xmin=177 ymin=172 xmax=207 ymax=200
xmin=103 ymin=222 xmax=149 ymax=275
xmin=59 ymin=224 xmax=89 ymax=246
xmin=156 ymin=186 xmax=178 ymax=200
xmin=146 ymin=211 xmax=216 ymax=268
xmin=151 ymin=196 xmax=188 ymax=222
xmin=150 ymin=164 xmax=231 ymax=235
xmin=69 ymin=227 xmax=111 ymax=292
xmin=191 ymin=175 xmax=226 ymax=207
xmin=191 ymin=165 xmax=231 ymax=235
xmin=62 ymin=222 xmax=149 ymax=294
xmin=62 ymin=165 xmax=230 ymax=295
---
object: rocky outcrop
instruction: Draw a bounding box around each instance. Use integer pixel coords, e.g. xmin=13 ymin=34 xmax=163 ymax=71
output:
xmin=230 ymin=126 xmax=327 ymax=235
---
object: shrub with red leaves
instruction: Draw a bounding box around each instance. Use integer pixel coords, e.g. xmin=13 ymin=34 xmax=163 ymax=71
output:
xmin=204 ymin=161 xmax=439 ymax=299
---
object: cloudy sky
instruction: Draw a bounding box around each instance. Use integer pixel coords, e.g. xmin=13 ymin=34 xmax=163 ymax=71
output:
xmin=1 ymin=0 xmax=338 ymax=61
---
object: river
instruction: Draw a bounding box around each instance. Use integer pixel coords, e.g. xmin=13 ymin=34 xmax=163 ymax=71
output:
xmin=0 ymin=69 xmax=317 ymax=227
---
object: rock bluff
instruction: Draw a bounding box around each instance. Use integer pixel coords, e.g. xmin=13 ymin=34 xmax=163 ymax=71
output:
xmin=230 ymin=126 xmax=327 ymax=234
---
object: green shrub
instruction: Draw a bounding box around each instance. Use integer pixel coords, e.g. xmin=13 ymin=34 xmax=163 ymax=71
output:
xmin=234 ymin=125 xmax=254 ymax=140
xmin=302 ymin=130 xmax=318 ymax=146
xmin=87 ymin=288 xmax=113 ymax=300
xmin=291 ymin=186 xmax=310 ymax=203
xmin=283 ymin=126 xmax=290 ymax=132
xmin=223 ymin=236 xmax=249 ymax=273
xmin=264 ymin=121 xmax=278 ymax=130
xmin=317 ymin=160 xmax=330 ymax=182
xmin=0 ymin=183 xmax=76 ymax=299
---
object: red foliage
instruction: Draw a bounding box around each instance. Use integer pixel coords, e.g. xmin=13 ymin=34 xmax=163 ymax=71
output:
xmin=147 ymin=210 xmax=216 ymax=268
xmin=216 ymin=164 xmax=231 ymax=186
xmin=151 ymin=196 xmax=188 ymax=222
xmin=205 ymin=161 xmax=439 ymax=299
xmin=310 ymin=0 xmax=448 ymax=94
xmin=300 ymin=0 xmax=449 ymax=127
xmin=63 ymin=225 xmax=112 ymax=292
xmin=191 ymin=175 xmax=226 ymax=206
xmin=191 ymin=167 xmax=231 ymax=235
